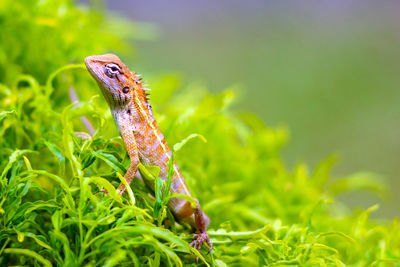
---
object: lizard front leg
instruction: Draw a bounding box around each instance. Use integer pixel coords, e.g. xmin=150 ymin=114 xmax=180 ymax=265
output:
xmin=117 ymin=128 xmax=140 ymax=196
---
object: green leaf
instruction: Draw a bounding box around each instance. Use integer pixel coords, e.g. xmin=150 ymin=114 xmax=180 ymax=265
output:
xmin=89 ymin=176 xmax=122 ymax=204
xmin=312 ymin=154 xmax=338 ymax=189
xmin=154 ymin=177 xmax=164 ymax=219
xmin=45 ymin=64 xmax=86 ymax=98
xmin=44 ymin=140 xmax=66 ymax=174
xmin=3 ymin=248 xmax=52 ymax=267
xmin=31 ymin=170 xmax=69 ymax=193
xmin=208 ymin=225 xmax=271 ymax=240
xmin=93 ymin=150 xmax=126 ymax=174
xmin=116 ymin=172 xmax=135 ymax=205
xmin=328 ymin=172 xmax=388 ymax=199
xmin=1 ymin=149 xmax=35 ymax=180
xmin=173 ymin=133 xmax=207 ymax=152
xmin=163 ymin=152 xmax=175 ymax=202
xmin=24 ymin=232 xmax=53 ymax=250
xmin=61 ymin=103 xmax=82 ymax=177
xmin=0 ymin=110 xmax=15 ymax=122
xmin=138 ymin=163 xmax=161 ymax=182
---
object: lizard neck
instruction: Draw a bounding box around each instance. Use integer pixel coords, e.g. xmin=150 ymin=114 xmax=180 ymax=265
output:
xmin=111 ymin=85 xmax=158 ymax=145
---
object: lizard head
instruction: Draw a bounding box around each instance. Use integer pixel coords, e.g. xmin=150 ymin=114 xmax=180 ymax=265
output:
xmin=84 ymin=54 xmax=138 ymax=108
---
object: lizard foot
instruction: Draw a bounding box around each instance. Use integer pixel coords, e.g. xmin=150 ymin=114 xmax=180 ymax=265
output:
xmin=189 ymin=232 xmax=212 ymax=262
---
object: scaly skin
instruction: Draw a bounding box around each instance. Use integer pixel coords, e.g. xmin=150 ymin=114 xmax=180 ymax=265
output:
xmin=84 ymin=54 xmax=211 ymax=252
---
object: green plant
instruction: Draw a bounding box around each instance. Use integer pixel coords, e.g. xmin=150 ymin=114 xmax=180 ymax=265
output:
xmin=1 ymin=1 xmax=400 ymax=266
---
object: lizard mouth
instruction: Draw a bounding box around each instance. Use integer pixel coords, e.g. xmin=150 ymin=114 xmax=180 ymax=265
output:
xmin=84 ymin=56 xmax=98 ymax=74
xmin=84 ymin=56 xmax=107 ymax=85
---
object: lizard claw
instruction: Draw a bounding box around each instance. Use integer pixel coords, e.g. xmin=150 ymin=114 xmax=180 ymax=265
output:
xmin=189 ymin=232 xmax=212 ymax=262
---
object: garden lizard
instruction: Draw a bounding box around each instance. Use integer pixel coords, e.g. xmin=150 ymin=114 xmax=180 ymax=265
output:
xmin=84 ymin=54 xmax=211 ymax=252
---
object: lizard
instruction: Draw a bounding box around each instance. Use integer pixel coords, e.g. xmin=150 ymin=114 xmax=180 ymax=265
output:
xmin=84 ymin=54 xmax=212 ymax=252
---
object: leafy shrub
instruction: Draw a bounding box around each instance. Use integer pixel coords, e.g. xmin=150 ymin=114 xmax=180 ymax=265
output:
xmin=1 ymin=1 xmax=399 ymax=266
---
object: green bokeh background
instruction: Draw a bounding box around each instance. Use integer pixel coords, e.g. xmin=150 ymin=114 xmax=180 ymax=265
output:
xmin=105 ymin=1 xmax=400 ymax=218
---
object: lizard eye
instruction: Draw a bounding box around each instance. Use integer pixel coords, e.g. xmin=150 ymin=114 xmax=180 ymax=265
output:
xmin=122 ymin=87 xmax=130 ymax=94
xmin=105 ymin=63 xmax=121 ymax=77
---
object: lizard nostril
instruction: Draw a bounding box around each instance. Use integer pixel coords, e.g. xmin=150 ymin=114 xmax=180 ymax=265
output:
xmin=122 ymin=87 xmax=130 ymax=94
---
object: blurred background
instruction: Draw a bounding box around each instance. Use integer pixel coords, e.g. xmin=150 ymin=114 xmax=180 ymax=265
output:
xmin=83 ymin=0 xmax=399 ymax=218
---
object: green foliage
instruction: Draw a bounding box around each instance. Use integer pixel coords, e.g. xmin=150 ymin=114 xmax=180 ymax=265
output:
xmin=1 ymin=1 xmax=400 ymax=266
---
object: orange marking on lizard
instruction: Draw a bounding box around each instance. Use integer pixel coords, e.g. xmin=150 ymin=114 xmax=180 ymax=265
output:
xmin=84 ymin=54 xmax=211 ymax=254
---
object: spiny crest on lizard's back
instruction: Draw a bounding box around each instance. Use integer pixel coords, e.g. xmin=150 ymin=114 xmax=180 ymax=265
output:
xmin=136 ymin=75 xmax=153 ymax=116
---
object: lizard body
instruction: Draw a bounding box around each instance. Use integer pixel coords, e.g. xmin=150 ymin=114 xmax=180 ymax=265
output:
xmin=84 ymin=54 xmax=211 ymax=250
